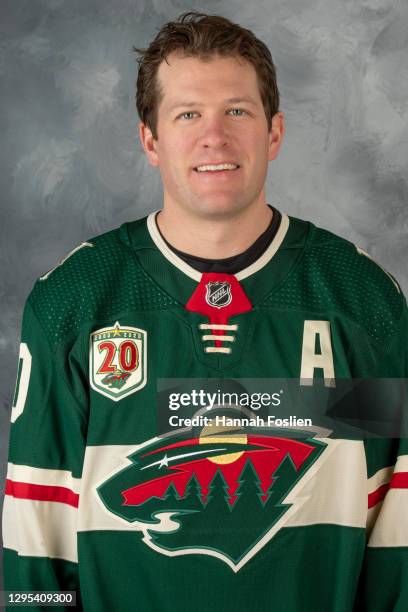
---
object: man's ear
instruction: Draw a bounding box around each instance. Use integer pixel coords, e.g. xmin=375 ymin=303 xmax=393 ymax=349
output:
xmin=268 ymin=112 xmax=285 ymax=161
xmin=139 ymin=122 xmax=159 ymax=167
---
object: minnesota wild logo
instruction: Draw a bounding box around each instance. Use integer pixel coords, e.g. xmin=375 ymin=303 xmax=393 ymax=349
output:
xmin=97 ymin=418 xmax=327 ymax=571
xmin=89 ymin=322 xmax=147 ymax=401
xmin=101 ymin=369 xmax=131 ymax=390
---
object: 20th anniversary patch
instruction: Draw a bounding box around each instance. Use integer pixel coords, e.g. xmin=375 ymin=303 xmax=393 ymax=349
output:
xmin=90 ymin=322 xmax=147 ymax=401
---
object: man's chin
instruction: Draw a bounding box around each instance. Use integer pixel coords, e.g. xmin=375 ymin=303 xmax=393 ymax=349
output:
xmin=187 ymin=198 xmax=248 ymax=219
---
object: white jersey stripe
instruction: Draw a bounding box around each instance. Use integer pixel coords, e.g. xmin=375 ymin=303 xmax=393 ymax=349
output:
xmin=368 ymin=489 xmax=408 ymax=548
xmin=2 ymin=495 xmax=78 ymax=563
xmin=367 ymin=455 xmax=408 ymax=545
xmin=394 ymin=454 xmax=408 ymax=472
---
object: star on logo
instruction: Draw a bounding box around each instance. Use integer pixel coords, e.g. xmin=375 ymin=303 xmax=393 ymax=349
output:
xmin=158 ymin=454 xmax=169 ymax=469
xmin=113 ymin=321 xmax=122 ymax=337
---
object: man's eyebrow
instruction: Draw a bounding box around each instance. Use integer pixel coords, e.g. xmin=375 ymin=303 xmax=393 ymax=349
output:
xmin=167 ymin=97 xmax=258 ymax=111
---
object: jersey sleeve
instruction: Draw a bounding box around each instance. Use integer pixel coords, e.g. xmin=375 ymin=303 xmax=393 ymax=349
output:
xmin=2 ymin=296 xmax=88 ymax=609
xmin=356 ymin=299 xmax=408 ymax=611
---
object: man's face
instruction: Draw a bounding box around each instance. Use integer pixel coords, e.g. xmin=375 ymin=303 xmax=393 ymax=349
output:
xmin=140 ymin=52 xmax=284 ymax=219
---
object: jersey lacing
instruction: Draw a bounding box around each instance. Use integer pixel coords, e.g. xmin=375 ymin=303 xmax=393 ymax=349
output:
xmin=198 ymin=323 xmax=238 ymax=354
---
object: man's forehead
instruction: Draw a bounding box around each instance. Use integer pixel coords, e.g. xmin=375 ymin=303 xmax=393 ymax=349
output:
xmin=157 ymin=52 xmax=260 ymax=105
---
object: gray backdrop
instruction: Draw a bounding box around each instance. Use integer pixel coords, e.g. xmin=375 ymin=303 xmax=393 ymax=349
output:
xmin=1 ymin=0 xmax=407 ymax=592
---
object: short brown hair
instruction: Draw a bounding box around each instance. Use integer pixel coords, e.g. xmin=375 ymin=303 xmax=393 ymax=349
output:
xmin=134 ymin=11 xmax=280 ymax=140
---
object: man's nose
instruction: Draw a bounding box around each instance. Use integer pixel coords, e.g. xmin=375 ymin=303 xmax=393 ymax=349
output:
xmin=200 ymin=115 xmax=229 ymax=149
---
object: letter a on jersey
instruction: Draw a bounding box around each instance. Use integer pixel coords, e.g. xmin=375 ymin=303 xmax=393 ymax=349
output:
xmin=90 ymin=322 xmax=147 ymax=401
xmin=300 ymin=320 xmax=335 ymax=387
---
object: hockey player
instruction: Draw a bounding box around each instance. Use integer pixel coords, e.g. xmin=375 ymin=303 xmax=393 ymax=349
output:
xmin=3 ymin=12 xmax=408 ymax=611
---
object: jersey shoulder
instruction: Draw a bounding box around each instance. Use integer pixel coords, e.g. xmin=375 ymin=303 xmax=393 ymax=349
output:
xmin=271 ymin=217 xmax=405 ymax=344
xmin=27 ymin=221 xmax=175 ymax=349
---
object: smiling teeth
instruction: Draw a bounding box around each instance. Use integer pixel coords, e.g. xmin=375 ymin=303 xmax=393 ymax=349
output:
xmin=196 ymin=163 xmax=238 ymax=172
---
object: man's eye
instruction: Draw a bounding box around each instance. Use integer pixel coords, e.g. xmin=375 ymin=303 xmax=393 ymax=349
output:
xmin=178 ymin=112 xmax=198 ymax=120
xmin=228 ymin=108 xmax=246 ymax=116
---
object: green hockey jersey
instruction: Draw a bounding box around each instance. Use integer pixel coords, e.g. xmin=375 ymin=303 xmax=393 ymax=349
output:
xmin=2 ymin=211 xmax=408 ymax=611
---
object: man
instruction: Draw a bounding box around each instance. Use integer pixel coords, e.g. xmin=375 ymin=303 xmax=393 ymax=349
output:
xmin=3 ymin=11 xmax=407 ymax=611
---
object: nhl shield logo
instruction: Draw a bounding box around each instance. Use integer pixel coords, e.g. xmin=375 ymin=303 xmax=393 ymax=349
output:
xmin=90 ymin=321 xmax=147 ymax=401
xmin=205 ymin=281 xmax=232 ymax=309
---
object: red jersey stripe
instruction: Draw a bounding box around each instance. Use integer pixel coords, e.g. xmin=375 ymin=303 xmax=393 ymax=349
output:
xmin=368 ymin=483 xmax=390 ymax=509
xmin=368 ymin=472 xmax=408 ymax=508
xmin=5 ymin=479 xmax=79 ymax=508
xmin=390 ymin=472 xmax=408 ymax=489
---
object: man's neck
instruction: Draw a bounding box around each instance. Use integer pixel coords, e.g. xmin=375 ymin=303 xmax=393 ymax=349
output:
xmin=156 ymin=203 xmax=273 ymax=259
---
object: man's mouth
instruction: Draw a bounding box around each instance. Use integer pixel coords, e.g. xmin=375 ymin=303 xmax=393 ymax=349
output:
xmin=194 ymin=163 xmax=240 ymax=172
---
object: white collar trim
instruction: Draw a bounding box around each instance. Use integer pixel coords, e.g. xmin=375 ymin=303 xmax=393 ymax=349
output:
xmin=147 ymin=211 xmax=290 ymax=282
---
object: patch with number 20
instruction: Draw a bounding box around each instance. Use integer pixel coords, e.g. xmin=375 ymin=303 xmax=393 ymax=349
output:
xmin=89 ymin=322 xmax=147 ymax=401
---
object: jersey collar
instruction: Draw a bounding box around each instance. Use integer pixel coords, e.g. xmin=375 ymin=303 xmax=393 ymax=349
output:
xmin=146 ymin=211 xmax=290 ymax=282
